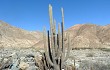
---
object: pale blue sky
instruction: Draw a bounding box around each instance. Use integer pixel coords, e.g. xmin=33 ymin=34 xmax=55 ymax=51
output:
xmin=0 ymin=0 xmax=110 ymax=31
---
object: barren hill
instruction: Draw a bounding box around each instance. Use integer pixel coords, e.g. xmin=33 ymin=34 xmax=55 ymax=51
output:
xmin=0 ymin=21 xmax=43 ymax=48
xmin=66 ymin=24 xmax=110 ymax=48
xmin=0 ymin=21 xmax=110 ymax=49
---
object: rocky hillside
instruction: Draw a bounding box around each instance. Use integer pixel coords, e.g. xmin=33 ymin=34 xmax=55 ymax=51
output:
xmin=66 ymin=24 xmax=110 ymax=48
xmin=0 ymin=21 xmax=43 ymax=48
xmin=0 ymin=21 xmax=110 ymax=49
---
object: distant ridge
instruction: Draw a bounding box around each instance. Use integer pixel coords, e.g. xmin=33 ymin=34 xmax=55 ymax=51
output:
xmin=65 ymin=24 xmax=110 ymax=48
xmin=0 ymin=21 xmax=110 ymax=49
xmin=0 ymin=21 xmax=43 ymax=48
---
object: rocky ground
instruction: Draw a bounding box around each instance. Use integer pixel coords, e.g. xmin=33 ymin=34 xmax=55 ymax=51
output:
xmin=0 ymin=47 xmax=110 ymax=70
xmin=68 ymin=49 xmax=110 ymax=70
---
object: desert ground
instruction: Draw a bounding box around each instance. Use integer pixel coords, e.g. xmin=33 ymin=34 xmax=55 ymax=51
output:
xmin=0 ymin=47 xmax=110 ymax=70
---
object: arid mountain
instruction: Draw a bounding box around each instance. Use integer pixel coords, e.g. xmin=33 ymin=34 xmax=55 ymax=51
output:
xmin=0 ymin=21 xmax=43 ymax=48
xmin=66 ymin=24 xmax=110 ymax=48
xmin=0 ymin=21 xmax=110 ymax=49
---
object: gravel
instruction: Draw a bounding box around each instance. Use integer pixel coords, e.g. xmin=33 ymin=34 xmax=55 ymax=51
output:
xmin=0 ymin=48 xmax=110 ymax=70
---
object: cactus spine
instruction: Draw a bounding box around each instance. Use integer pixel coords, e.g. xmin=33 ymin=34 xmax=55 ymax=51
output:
xmin=43 ymin=4 xmax=71 ymax=70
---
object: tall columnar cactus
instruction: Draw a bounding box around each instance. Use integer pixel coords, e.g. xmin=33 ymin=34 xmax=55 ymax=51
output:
xmin=43 ymin=4 xmax=71 ymax=70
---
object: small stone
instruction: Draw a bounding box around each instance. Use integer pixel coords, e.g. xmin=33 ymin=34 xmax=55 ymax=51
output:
xmin=19 ymin=62 xmax=29 ymax=70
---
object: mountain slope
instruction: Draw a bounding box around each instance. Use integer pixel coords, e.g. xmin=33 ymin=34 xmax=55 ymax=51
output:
xmin=0 ymin=21 xmax=43 ymax=48
xmin=65 ymin=24 xmax=110 ymax=48
xmin=0 ymin=21 xmax=110 ymax=49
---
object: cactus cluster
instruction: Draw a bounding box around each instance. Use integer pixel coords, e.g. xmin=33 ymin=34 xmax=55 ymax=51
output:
xmin=42 ymin=4 xmax=71 ymax=70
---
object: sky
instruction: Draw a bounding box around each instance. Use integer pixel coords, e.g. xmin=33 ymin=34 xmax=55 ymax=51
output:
xmin=0 ymin=0 xmax=110 ymax=31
